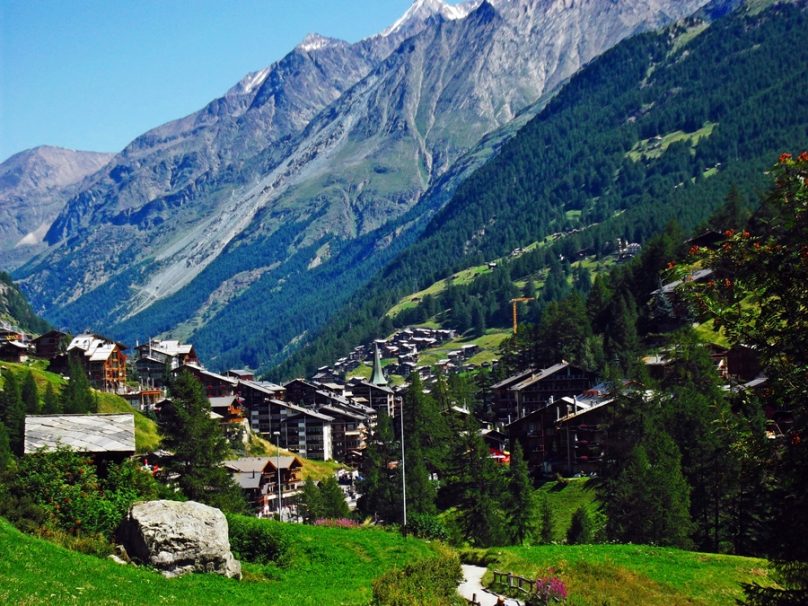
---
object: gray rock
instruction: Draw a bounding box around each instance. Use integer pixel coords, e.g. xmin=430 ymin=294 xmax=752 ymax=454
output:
xmin=117 ymin=500 xmax=241 ymax=579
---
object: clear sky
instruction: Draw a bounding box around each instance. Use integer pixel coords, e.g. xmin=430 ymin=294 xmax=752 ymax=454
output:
xmin=0 ymin=0 xmax=444 ymax=163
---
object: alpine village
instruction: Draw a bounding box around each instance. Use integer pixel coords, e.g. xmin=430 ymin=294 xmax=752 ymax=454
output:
xmin=1 ymin=1 xmax=807 ymax=604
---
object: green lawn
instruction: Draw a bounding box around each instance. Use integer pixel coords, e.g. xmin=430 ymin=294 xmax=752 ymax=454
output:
xmin=627 ymin=122 xmax=716 ymax=162
xmin=538 ymin=478 xmax=601 ymax=543
xmin=481 ymin=543 xmax=772 ymax=606
xmin=0 ymin=517 xmax=439 ymax=606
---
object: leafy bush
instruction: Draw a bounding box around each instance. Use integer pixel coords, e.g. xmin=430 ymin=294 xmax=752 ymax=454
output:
xmin=0 ymin=448 xmax=163 ymax=539
xmin=405 ymin=513 xmax=449 ymax=541
xmin=226 ymin=514 xmax=293 ymax=567
xmin=526 ymin=573 xmax=568 ymax=605
xmin=371 ymin=546 xmax=464 ymax=605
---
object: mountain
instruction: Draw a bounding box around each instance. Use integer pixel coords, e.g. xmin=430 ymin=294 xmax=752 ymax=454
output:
xmin=16 ymin=0 xmax=709 ymax=370
xmin=0 ymin=146 xmax=114 ymax=269
xmin=273 ymin=0 xmax=808 ymax=379
xmin=0 ymin=272 xmax=49 ymax=334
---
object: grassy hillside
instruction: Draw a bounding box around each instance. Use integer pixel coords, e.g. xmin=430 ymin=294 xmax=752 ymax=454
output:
xmin=481 ymin=544 xmax=773 ymax=606
xmin=0 ymin=517 xmax=438 ymax=606
xmin=538 ymin=478 xmax=601 ymax=543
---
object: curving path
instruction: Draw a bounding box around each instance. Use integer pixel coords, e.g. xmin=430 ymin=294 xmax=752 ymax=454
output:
xmin=457 ymin=564 xmax=522 ymax=606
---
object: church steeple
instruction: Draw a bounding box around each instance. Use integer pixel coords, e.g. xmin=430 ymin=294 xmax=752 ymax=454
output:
xmin=371 ymin=341 xmax=388 ymax=386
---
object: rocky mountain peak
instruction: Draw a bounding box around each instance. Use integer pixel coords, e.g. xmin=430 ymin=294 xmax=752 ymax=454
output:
xmin=297 ymin=32 xmax=347 ymax=53
xmin=380 ymin=0 xmax=482 ymax=37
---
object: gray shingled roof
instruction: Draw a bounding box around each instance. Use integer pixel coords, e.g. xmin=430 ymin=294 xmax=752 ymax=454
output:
xmin=24 ymin=414 xmax=136 ymax=454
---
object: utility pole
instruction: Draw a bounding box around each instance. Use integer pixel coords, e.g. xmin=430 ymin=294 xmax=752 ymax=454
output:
xmin=273 ymin=431 xmax=282 ymax=520
xmin=510 ymin=297 xmax=535 ymax=335
xmin=400 ymin=400 xmax=407 ymax=528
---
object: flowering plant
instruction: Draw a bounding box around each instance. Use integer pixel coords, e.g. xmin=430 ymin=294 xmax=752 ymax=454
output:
xmin=526 ymin=575 xmax=568 ymax=605
xmin=313 ymin=517 xmax=358 ymax=528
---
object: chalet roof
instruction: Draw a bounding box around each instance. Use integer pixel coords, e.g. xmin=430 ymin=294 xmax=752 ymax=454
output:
xmin=285 ymin=407 xmax=335 ymax=422
xmin=227 ymin=369 xmax=254 ymax=378
xmin=141 ymin=340 xmax=194 ymax=357
xmin=353 ymin=380 xmax=394 ymax=394
xmin=31 ymin=330 xmax=67 ymax=343
xmin=653 ymin=268 xmax=714 ymax=295
xmin=67 ymin=334 xmax=124 ymax=361
xmin=209 ymin=395 xmax=238 ymax=409
xmin=491 ymin=368 xmax=535 ymax=390
xmin=0 ymin=340 xmax=28 ymax=351
xmin=510 ymin=362 xmax=588 ymax=391
xmin=232 ymin=472 xmax=262 ymax=490
xmin=24 ymin=414 xmax=135 ymax=454
xmin=319 ymin=404 xmax=366 ymax=421
xmin=180 ymin=363 xmax=237 ymax=385
xmin=239 ymin=379 xmax=285 ymax=395
xmin=225 ymin=454 xmax=302 ymax=473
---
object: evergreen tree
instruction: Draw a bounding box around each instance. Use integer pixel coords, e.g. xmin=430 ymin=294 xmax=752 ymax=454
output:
xmin=507 ymin=441 xmax=536 ymax=544
xmin=61 ymin=358 xmax=95 ymax=414
xmin=319 ymin=475 xmax=350 ymax=519
xmin=159 ymin=371 xmax=245 ymax=512
xmin=471 ymin=301 xmax=486 ymax=337
xmin=0 ymin=422 xmax=11 ymax=471
xmin=21 ymin=371 xmax=39 ymax=415
xmin=42 ymin=383 xmax=61 ymax=414
xmin=540 ymin=496 xmax=555 ymax=544
xmin=449 ymin=416 xmax=508 ymax=547
xmin=0 ymin=370 xmax=25 ymax=455
xmin=297 ymin=477 xmax=324 ymax=523
xmin=567 ymin=506 xmax=594 ymax=544
xmin=606 ymin=426 xmax=693 ymax=548
xmin=358 ymin=412 xmax=402 ymax=523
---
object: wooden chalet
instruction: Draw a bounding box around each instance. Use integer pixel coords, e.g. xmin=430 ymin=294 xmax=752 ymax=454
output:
xmin=0 ymin=340 xmax=29 ymax=363
xmin=31 ymin=330 xmax=68 ymax=359
xmin=135 ymin=339 xmax=199 ymax=387
xmin=225 ymin=455 xmax=303 ymax=517
xmin=67 ymin=334 xmax=127 ymax=392
xmin=175 ymin=363 xmax=237 ymax=398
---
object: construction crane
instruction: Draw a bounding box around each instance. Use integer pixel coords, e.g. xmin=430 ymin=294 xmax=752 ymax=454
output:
xmin=510 ymin=296 xmax=535 ymax=335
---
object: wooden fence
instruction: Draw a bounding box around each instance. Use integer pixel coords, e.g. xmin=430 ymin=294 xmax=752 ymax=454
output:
xmin=466 ymin=593 xmax=481 ymax=605
xmin=492 ymin=570 xmax=535 ymax=596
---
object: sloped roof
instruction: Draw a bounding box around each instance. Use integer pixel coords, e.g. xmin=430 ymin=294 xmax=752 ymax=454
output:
xmin=511 ymin=363 xmax=572 ymax=391
xmin=491 ymin=368 xmax=535 ymax=390
xmin=24 ymin=414 xmax=135 ymax=454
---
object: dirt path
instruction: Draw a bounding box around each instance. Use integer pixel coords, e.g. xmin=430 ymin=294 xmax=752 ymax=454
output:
xmin=457 ymin=564 xmax=521 ymax=606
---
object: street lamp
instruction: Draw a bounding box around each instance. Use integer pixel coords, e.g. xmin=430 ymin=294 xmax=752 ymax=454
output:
xmin=400 ymin=400 xmax=407 ymax=528
xmin=273 ymin=430 xmax=282 ymax=521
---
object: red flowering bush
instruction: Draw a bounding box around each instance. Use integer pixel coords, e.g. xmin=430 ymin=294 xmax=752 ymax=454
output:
xmin=526 ymin=572 xmax=568 ymax=605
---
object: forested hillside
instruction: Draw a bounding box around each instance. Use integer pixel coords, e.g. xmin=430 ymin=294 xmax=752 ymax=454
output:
xmin=0 ymin=273 xmax=49 ymax=334
xmin=272 ymin=1 xmax=808 ymax=380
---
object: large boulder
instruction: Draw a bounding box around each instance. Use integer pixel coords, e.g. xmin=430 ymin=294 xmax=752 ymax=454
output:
xmin=117 ymin=500 xmax=241 ymax=579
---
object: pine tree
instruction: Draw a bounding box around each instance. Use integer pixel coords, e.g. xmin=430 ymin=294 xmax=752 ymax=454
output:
xmin=567 ymin=506 xmax=594 ymax=544
xmin=297 ymin=477 xmax=325 ymax=523
xmin=358 ymin=412 xmax=402 ymax=523
xmin=61 ymin=358 xmax=95 ymax=414
xmin=319 ymin=476 xmax=351 ymax=519
xmin=21 ymin=371 xmax=39 ymax=414
xmin=450 ymin=416 xmax=508 ymax=547
xmin=42 ymin=383 xmax=61 ymax=414
xmin=606 ymin=427 xmax=692 ymax=548
xmin=507 ymin=442 xmax=536 ymax=544
xmin=159 ymin=371 xmax=245 ymax=512
xmin=0 ymin=422 xmax=11 ymax=471
xmin=0 ymin=370 xmax=25 ymax=455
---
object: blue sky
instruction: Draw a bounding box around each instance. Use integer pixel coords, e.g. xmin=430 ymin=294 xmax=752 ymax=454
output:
xmin=0 ymin=1 xmax=443 ymax=162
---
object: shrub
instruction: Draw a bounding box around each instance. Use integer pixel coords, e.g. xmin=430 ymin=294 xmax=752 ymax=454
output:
xmin=566 ymin=506 xmax=594 ymax=544
xmin=371 ymin=546 xmax=464 ymax=605
xmin=226 ymin=514 xmax=293 ymax=567
xmin=526 ymin=574 xmax=568 ymax=605
xmin=313 ymin=517 xmax=358 ymax=528
xmin=405 ymin=513 xmax=449 ymax=541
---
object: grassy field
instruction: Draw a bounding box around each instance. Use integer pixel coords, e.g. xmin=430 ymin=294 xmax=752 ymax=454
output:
xmin=0 ymin=517 xmax=439 ymax=606
xmin=627 ymin=123 xmax=716 ymax=162
xmin=481 ymin=543 xmax=772 ymax=606
xmin=538 ymin=478 xmax=601 ymax=543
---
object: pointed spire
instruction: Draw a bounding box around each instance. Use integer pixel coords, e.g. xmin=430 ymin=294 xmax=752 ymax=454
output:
xmin=371 ymin=342 xmax=388 ymax=386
